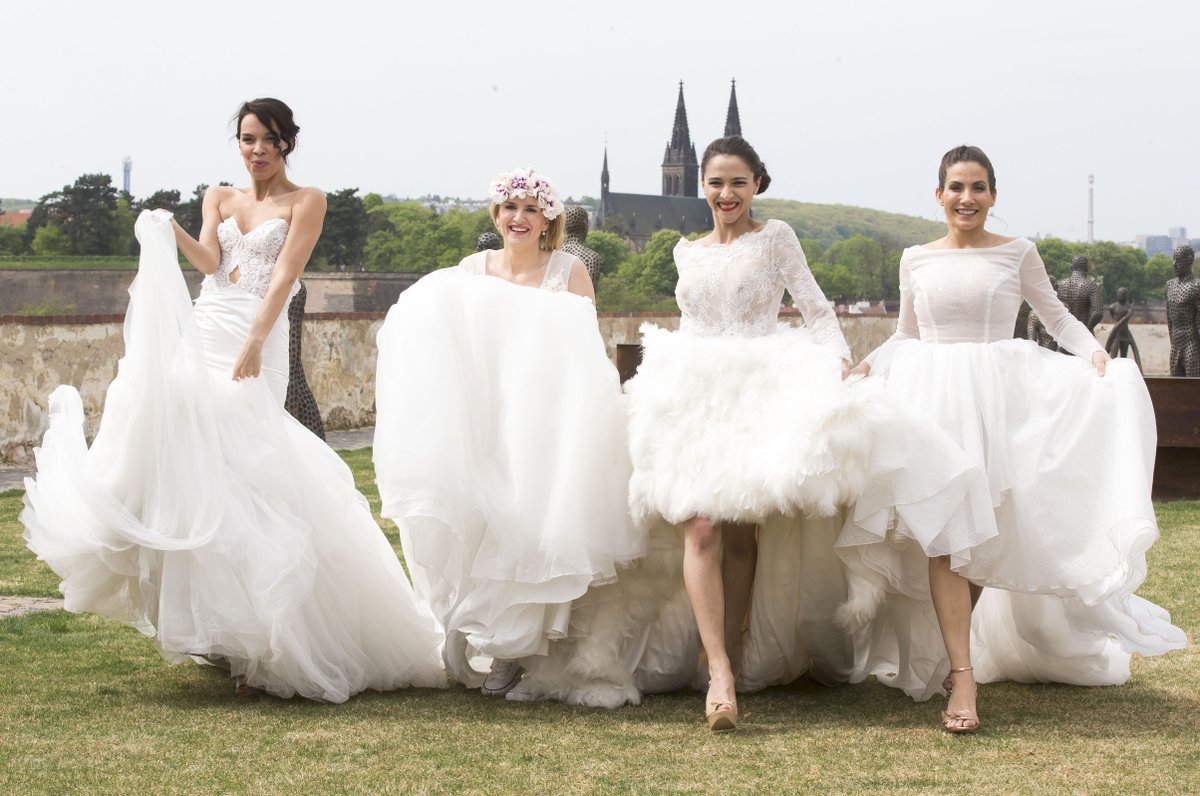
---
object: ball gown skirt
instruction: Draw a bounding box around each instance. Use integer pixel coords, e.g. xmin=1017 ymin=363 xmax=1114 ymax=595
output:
xmin=373 ymin=267 xmax=646 ymax=688
xmin=599 ymin=322 xmax=981 ymax=696
xmin=21 ymin=211 xmax=447 ymax=702
xmin=836 ymin=338 xmax=1188 ymax=700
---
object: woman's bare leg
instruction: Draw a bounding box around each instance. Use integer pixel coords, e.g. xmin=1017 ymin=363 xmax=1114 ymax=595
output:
xmin=929 ymin=554 xmax=979 ymax=730
xmin=720 ymin=523 xmax=758 ymax=675
xmin=683 ymin=516 xmax=735 ymax=711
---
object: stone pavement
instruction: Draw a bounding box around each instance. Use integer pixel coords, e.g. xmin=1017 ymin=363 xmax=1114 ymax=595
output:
xmin=0 ymin=596 xmax=64 ymax=618
xmin=0 ymin=428 xmax=376 ymax=493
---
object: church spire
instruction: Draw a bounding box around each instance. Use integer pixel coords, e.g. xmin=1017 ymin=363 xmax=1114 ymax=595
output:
xmin=668 ymin=80 xmax=693 ymax=151
xmin=662 ymin=81 xmax=699 ymax=197
xmin=601 ymin=145 xmax=610 ymax=194
xmin=724 ymin=78 xmax=742 ymax=137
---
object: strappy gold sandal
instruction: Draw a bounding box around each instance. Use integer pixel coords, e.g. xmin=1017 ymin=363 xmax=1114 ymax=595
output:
xmin=941 ymin=666 xmax=980 ymax=733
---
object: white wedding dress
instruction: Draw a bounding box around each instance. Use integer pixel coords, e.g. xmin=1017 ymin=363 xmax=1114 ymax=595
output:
xmin=22 ymin=211 xmax=447 ymax=702
xmin=507 ymin=220 xmax=978 ymax=703
xmin=838 ymin=238 xmax=1187 ymax=700
xmin=374 ymin=250 xmax=645 ymax=689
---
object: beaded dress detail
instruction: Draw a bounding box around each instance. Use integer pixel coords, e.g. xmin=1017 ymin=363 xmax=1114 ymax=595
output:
xmin=201 ymin=217 xmax=298 ymax=300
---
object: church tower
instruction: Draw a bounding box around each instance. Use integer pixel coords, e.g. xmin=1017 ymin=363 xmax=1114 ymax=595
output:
xmin=724 ymin=79 xmax=742 ymax=137
xmin=601 ymin=146 xmax=610 ymax=196
xmin=661 ymin=82 xmax=698 ymax=197
xmin=597 ymin=146 xmax=611 ymax=226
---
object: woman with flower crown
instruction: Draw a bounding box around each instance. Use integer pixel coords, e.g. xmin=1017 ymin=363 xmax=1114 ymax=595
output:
xmin=374 ymin=169 xmax=644 ymax=695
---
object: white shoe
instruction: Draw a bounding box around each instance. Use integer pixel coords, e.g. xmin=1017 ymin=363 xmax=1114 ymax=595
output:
xmin=481 ymin=659 xmax=523 ymax=696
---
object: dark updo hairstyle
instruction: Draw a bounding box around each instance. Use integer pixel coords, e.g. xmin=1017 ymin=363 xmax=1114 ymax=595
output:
xmin=701 ymin=136 xmax=771 ymax=194
xmin=938 ymin=145 xmax=995 ymax=193
xmin=233 ymin=98 xmax=299 ymax=162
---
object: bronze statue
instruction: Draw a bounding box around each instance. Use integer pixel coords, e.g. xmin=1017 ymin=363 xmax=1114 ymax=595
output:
xmin=1027 ymin=276 xmax=1058 ymax=351
xmin=1055 ymin=255 xmax=1104 ymax=355
xmin=284 ymin=282 xmax=326 ymax=440
xmin=560 ymin=205 xmax=604 ymax=287
xmin=1166 ymin=244 xmax=1200 ymax=377
xmin=476 ymin=231 xmax=503 ymax=252
xmin=1104 ymin=287 xmax=1142 ymax=371
xmin=1013 ymin=299 xmax=1032 ymax=340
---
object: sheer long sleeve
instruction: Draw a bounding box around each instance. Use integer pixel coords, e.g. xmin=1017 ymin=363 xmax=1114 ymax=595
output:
xmin=1019 ymin=246 xmax=1103 ymax=359
xmin=772 ymin=223 xmax=851 ymax=361
xmin=863 ymin=252 xmax=918 ymax=368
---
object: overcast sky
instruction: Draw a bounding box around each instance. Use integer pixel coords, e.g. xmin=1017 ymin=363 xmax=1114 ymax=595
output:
xmin=6 ymin=0 xmax=1195 ymax=243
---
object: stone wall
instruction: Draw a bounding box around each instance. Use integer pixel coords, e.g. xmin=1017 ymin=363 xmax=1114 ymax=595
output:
xmin=0 ymin=313 xmax=1172 ymax=463
xmin=0 ymin=271 xmax=421 ymax=316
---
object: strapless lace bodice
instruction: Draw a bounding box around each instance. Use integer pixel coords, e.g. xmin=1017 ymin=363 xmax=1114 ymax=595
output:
xmin=200 ymin=217 xmax=297 ymax=300
xmin=459 ymin=249 xmax=575 ymax=292
xmin=875 ymin=238 xmax=1101 ymax=354
xmin=673 ymin=219 xmax=849 ymax=359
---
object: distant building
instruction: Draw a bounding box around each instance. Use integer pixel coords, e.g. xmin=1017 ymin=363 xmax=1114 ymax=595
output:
xmin=596 ymin=81 xmax=744 ymax=247
xmin=1136 ymin=227 xmax=1194 ymax=256
xmin=0 ymin=209 xmax=32 ymax=228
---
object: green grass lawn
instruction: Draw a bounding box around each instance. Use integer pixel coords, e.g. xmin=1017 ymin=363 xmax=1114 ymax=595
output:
xmin=1 ymin=454 xmax=1196 ymax=795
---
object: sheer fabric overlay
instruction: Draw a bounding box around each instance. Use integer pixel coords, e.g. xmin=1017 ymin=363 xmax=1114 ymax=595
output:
xmin=22 ymin=211 xmax=447 ymax=702
xmin=374 ymin=253 xmax=644 ymax=688
xmin=839 ymin=239 xmax=1186 ymax=700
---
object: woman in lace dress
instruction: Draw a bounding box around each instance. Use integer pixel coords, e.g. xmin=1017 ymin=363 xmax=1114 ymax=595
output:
xmin=22 ymin=98 xmax=447 ymax=702
xmin=623 ymin=137 xmax=977 ymax=730
xmin=843 ymin=145 xmax=1186 ymax=732
xmin=374 ymin=169 xmax=644 ymax=696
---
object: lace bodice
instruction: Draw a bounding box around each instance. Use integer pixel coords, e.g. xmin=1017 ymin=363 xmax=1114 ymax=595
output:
xmin=459 ymin=249 xmax=575 ymax=292
xmin=867 ymin=238 xmax=1103 ymax=360
xmin=674 ymin=219 xmax=850 ymax=359
xmin=200 ymin=217 xmax=298 ymax=300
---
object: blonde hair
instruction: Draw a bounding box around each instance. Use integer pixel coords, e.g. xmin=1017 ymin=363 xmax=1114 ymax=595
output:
xmin=490 ymin=203 xmax=564 ymax=251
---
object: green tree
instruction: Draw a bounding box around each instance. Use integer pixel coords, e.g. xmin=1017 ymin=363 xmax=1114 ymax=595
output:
xmin=22 ymin=190 xmax=63 ymax=250
xmin=637 ymin=229 xmax=681 ymax=295
xmin=136 ymin=189 xmax=181 ymax=216
xmin=810 ymin=262 xmax=857 ymax=300
xmin=57 ymin=173 xmax=120 ymax=254
xmin=582 ymin=230 xmax=631 ymax=276
xmin=824 ymin=234 xmax=887 ymax=298
xmin=0 ymin=224 xmax=25 ymax=254
xmin=175 ymin=184 xmax=209 ymax=237
xmin=1142 ymin=253 xmax=1174 ymax=301
xmin=1086 ymin=241 xmax=1147 ymax=301
xmin=31 ymin=222 xmax=71 ymax=256
xmin=314 ymin=188 xmax=368 ymax=271
xmin=112 ymin=198 xmax=136 ymax=256
xmin=1035 ymin=237 xmax=1081 ymax=281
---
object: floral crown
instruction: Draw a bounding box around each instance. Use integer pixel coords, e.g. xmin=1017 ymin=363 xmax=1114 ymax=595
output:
xmin=489 ymin=168 xmax=562 ymax=221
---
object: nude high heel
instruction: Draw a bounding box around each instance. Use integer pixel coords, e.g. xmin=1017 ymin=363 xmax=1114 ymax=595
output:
xmin=706 ymin=699 xmax=738 ymax=732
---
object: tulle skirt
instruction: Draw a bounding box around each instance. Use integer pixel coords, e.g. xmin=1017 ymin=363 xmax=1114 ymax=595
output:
xmin=837 ymin=338 xmax=1187 ymax=700
xmin=21 ymin=211 xmax=447 ymax=702
xmin=374 ymin=268 xmax=645 ymax=687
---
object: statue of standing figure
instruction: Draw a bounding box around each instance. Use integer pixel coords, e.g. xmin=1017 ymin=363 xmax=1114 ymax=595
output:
xmin=1166 ymin=244 xmax=1200 ymax=377
xmin=560 ymin=205 xmax=604 ymax=288
xmin=476 ymin=231 xmax=503 ymax=252
xmin=1055 ymin=255 xmax=1104 ymax=355
xmin=284 ymin=282 xmax=326 ymax=440
xmin=1104 ymin=287 xmax=1142 ymax=371
xmin=1027 ymin=276 xmax=1059 ymax=351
